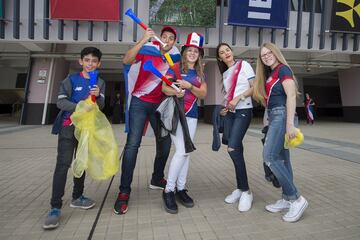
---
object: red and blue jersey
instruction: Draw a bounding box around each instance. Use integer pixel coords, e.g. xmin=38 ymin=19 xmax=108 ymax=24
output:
xmin=167 ymin=68 xmax=203 ymax=118
xmin=124 ymin=42 xmax=180 ymax=104
xmin=265 ymin=64 xmax=294 ymax=109
xmin=123 ymin=41 xmax=180 ymax=133
xmin=131 ymin=53 xmax=167 ymax=103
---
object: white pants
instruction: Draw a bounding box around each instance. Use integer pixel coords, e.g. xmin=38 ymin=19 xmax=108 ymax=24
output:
xmin=165 ymin=117 xmax=197 ymax=192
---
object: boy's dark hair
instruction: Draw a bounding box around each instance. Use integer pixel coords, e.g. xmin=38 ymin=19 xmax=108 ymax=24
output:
xmin=80 ymin=47 xmax=102 ymax=61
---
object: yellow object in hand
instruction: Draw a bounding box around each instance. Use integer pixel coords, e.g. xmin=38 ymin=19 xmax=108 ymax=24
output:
xmin=284 ymin=128 xmax=304 ymax=149
xmin=71 ymin=96 xmax=119 ymax=180
xmin=164 ymin=52 xmax=174 ymax=67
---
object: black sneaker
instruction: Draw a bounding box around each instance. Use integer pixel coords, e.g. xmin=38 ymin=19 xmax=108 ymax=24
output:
xmin=176 ymin=189 xmax=194 ymax=208
xmin=272 ymin=177 xmax=281 ymax=188
xmin=149 ymin=178 xmax=167 ymax=190
xmin=163 ymin=190 xmax=178 ymax=214
xmin=263 ymin=163 xmax=281 ymax=188
xmin=114 ymin=192 xmax=129 ymax=215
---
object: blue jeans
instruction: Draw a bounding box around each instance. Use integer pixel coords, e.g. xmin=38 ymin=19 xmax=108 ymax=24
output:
xmin=263 ymin=106 xmax=300 ymax=200
xmin=51 ymin=125 xmax=85 ymax=209
xmin=225 ymin=108 xmax=252 ymax=191
xmin=120 ymin=96 xmax=171 ymax=194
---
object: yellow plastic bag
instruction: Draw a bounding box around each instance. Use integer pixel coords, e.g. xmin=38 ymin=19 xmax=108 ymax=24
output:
xmin=71 ymin=97 xmax=119 ymax=180
xmin=284 ymin=128 xmax=304 ymax=149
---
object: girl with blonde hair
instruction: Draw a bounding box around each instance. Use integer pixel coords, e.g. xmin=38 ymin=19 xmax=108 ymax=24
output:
xmin=253 ymin=42 xmax=308 ymax=222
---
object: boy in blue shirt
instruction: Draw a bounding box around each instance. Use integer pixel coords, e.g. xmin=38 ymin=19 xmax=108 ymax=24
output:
xmin=43 ymin=47 xmax=105 ymax=229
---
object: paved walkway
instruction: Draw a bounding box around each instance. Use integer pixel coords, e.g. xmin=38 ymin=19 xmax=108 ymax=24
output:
xmin=0 ymin=119 xmax=359 ymax=240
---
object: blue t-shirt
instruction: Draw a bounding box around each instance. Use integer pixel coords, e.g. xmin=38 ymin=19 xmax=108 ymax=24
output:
xmin=266 ymin=64 xmax=294 ymax=109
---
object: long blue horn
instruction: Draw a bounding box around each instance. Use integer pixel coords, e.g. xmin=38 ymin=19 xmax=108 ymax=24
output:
xmin=125 ymin=9 xmax=142 ymax=26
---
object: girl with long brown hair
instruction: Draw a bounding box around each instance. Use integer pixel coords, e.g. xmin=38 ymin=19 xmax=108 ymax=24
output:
xmin=216 ymin=43 xmax=255 ymax=212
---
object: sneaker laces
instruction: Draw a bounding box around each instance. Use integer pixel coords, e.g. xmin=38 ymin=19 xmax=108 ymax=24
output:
xmin=164 ymin=191 xmax=176 ymax=204
xmin=118 ymin=193 xmax=129 ymax=201
xmin=276 ymin=199 xmax=287 ymax=206
xmin=78 ymin=195 xmax=88 ymax=202
xmin=178 ymin=189 xmax=191 ymax=200
xmin=49 ymin=208 xmax=60 ymax=217
xmin=231 ymin=189 xmax=241 ymax=196
xmin=286 ymin=201 xmax=297 ymax=216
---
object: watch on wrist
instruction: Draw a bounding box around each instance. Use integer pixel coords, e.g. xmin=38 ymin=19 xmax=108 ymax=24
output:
xmin=240 ymin=94 xmax=246 ymax=101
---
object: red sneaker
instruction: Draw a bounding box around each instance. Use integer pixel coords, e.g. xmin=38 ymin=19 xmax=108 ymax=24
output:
xmin=114 ymin=192 xmax=129 ymax=214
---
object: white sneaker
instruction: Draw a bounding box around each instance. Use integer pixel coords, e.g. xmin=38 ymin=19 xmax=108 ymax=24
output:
xmin=265 ymin=199 xmax=290 ymax=213
xmin=225 ymin=189 xmax=242 ymax=204
xmin=238 ymin=191 xmax=253 ymax=212
xmin=282 ymin=196 xmax=308 ymax=222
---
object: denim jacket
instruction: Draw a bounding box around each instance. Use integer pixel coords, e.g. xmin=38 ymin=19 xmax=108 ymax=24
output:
xmin=212 ymin=105 xmax=228 ymax=151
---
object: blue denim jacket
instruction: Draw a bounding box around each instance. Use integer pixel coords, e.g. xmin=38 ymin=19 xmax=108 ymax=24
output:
xmin=212 ymin=105 xmax=227 ymax=151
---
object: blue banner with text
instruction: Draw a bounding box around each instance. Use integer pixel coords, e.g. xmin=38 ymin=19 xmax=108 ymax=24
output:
xmin=228 ymin=0 xmax=290 ymax=29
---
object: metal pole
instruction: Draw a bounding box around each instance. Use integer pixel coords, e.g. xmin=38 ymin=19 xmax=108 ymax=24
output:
xmin=331 ymin=33 xmax=337 ymax=50
xmin=103 ymin=22 xmax=108 ymax=41
xmin=232 ymin=26 xmax=237 ymax=46
xmin=245 ymin=27 xmax=250 ymax=46
xmin=28 ymin=0 xmax=35 ymax=39
xmin=0 ymin=0 xmax=5 ymax=39
xmin=41 ymin=44 xmax=56 ymax=125
xmin=295 ymin=0 xmax=303 ymax=48
xmin=13 ymin=0 xmax=20 ymax=39
xmin=133 ymin=0 xmax=138 ymax=42
xmin=307 ymin=0 xmax=315 ymax=49
xmin=73 ymin=20 xmax=79 ymax=40
xmin=271 ymin=28 xmax=276 ymax=43
xmin=342 ymin=33 xmax=348 ymax=51
xmin=58 ymin=20 xmax=64 ymax=40
xmin=283 ymin=29 xmax=289 ymax=48
xmin=88 ymin=21 xmax=94 ymax=41
xmin=41 ymin=57 xmax=55 ymax=125
xmin=354 ymin=34 xmax=359 ymax=51
xmin=219 ymin=0 xmax=224 ymax=44
xmin=205 ymin=28 xmax=209 ymax=45
xmin=20 ymin=56 xmax=33 ymax=125
xmin=258 ymin=28 xmax=263 ymax=46
xmin=43 ymin=0 xmax=49 ymax=40
xmin=319 ymin=0 xmax=327 ymax=49
xmin=118 ymin=0 xmax=123 ymax=41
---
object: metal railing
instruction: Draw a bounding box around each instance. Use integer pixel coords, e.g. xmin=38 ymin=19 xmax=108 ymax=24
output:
xmin=0 ymin=0 xmax=358 ymax=52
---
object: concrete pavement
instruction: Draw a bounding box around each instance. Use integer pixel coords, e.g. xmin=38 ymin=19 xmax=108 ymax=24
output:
xmin=0 ymin=119 xmax=359 ymax=240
